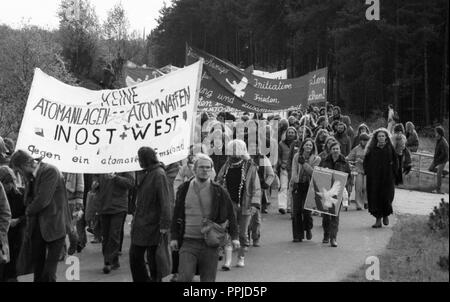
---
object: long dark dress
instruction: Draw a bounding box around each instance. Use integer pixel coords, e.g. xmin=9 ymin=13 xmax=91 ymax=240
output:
xmin=363 ymin=144 xmax=398 ymax=218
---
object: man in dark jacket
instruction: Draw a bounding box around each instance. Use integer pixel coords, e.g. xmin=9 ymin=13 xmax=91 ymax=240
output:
xmin=429 ymin=126 xmax=449 ymax=194
xmin=319 ymin=142 xmax=352 ymax=248
xmin=94 ymin=170 xmax=134 ymax=274
xmin=170 ymin=154 xmax=239 ymax=282
xmin=333 ymin=122 xmax=352 ymax=157
xmin=9 ymin=150 xmax=71 ymax=282
xmin=129 ymin=147 xmax=171 ymax=282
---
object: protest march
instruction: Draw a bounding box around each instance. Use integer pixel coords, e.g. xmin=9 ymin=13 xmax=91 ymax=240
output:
xmin=0 ymin=0 xmax=448 ymax=285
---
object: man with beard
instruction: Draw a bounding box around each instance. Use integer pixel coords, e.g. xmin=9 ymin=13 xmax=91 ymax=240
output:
xmin=334 ymin=122 xmax=352 ymax=157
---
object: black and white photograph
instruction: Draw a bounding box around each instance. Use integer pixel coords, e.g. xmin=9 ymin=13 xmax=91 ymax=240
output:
xmin=0 ymin=0 xmax=448 ymax=287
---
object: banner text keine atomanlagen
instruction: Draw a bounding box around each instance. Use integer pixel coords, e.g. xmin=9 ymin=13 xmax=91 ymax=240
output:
xmin=15 ymin=61 xmax=203 ymax=173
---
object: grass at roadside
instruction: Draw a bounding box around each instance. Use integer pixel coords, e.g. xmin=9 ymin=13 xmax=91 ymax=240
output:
xmin=343 ymin=215 xmax=449 ymax=282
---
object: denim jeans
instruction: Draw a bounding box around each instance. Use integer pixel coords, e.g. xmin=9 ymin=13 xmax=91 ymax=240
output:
xmin=248 ymin=208 xmax=261 ymax=242
xmin=279 ymin=169 xmax=289 ymax=210
xmin=354 ymin=174 xmax=367 ymax=209
xmin=322 ymin=214 xmax=339 ymax=240
xmin=177 ymin=238 xmax=219 ymax=282
xmin=101 ymin=212 xmax=127 ymax=265
xmin=129 ymin=244 xmax=158 ymax=282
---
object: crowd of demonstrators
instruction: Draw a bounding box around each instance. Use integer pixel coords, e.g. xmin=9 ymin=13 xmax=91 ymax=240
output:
xmin=0 ymin=100 xmax=448 ymax=283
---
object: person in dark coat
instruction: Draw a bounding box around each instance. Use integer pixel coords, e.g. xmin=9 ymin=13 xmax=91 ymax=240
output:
xmin=94 ymin=170 xmax=134 ymax=274
xmin=319 ymin=142 xmax=352 ymax=247
xmin=9 ymin=150 xmax=71 ymax=282
xmin=0 ymin=167 xmax=25 ymax=281
xmin=129 ymin=147 xmax=171 ymax=282
xmin=429 ymin=126 xmax=449 ymax=194
xmin=333 ymin=122 xmax=352 ymax=157
xmin=405 ymin=122 xmax=419 ymax=153
xmin=363 ymin=128 xmax=399 ymax=228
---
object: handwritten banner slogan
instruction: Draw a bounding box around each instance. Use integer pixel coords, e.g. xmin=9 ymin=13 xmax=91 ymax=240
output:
xmin=16 ymin=61 xmax=203 ymax=173
xmin=186 ymin=46 xmax=328 ymax=112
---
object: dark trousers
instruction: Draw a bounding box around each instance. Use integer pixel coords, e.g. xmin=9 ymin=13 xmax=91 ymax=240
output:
xmin=322 ymin=215 xmax=339 ymax=240
xmin=129 ymin=244 xmax=158 ymax=282
xmin=261 ymin=190 xmax=269 ymax=211
xmin=2 ymin=224 xmax=25 ymax=281
xmin=292 ymin=183 xmax=313 ymax=240
xmin=177 ymin=238 xmax=219 ymax=282
xmin=119 ymin=214 xmax=127 ymax=252
xmin=31 ymin=225 xmax=65 ymax=282
xmin=101 ymin=212 xmax=127 ymax=265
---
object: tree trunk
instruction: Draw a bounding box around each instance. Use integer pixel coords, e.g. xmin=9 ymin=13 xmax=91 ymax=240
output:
xmin=411 ymin=69 xmax=416 ymax=122
xmin=441 ymin=0 xmax=449 ymax=121
xmin=424 ymin=42 xmax=431 ymax=125
xmin=393 ymin=0 xmax=399 ymax=110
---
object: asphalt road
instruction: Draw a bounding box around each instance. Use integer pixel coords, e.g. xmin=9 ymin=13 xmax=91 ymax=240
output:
xmin=18 ymin=189 xmax=447 ymax=282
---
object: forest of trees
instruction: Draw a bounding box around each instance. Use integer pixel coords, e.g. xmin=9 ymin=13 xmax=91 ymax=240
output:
xmin=150 ymin=0 xmax=448 ymax=126
xmin=0 ymin=0 xmax=448 ymax=137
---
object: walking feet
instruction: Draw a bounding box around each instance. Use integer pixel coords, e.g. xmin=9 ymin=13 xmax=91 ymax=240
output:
xmin=236 ymin=257 xmax=245 ymax=268
xmin=372 ymin=218 xmax=382 ymax=228
xmin=322 ymin=237 xmax=330 ymax=244
xmin=330 ymin=239 xmax=338 ymax=247
xmin=278 ymin=209 xmax=286 ymax=215
xmin=103 ymin=265 xmax=112 ymax=274
xmin=383 ymin=216 xmax=389 ymax=226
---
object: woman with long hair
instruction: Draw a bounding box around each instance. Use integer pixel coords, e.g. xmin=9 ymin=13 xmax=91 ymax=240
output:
xmin=0 ymin=167 xmax=25 ymax=281
xmin=290 ymin=138 xmax=321 ymax=242
xmin=363 ymin=128 xmax=399 ymax=228
xmin=405 ymin=121 xmax=419 ymax=153
xmin=392 ymin=124 xmax=412 ymax=185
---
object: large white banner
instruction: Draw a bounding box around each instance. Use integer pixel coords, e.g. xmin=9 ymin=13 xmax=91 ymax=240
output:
xmin=16 ymin=61 xmax=203 ymax=173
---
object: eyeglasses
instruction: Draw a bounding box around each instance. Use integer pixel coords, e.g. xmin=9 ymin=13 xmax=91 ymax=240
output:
xmin=197 ymin=166 xmax=212 ymax=170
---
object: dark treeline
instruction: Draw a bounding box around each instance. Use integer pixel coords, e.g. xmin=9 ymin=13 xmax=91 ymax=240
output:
xmin=149 ymin=0 xmax=448 ymax=126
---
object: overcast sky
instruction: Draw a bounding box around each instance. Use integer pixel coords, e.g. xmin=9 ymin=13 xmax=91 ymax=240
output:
xmin=0 ymin=0 xmax=170 ymax=34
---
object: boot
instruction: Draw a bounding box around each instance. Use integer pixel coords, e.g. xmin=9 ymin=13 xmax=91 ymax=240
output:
xmin=221 ymin=246 xmax=232 ymax=271
xmin=372 ymin=218 xmax=382 ymax=228
xmin=383 ymin=216 xmax=389 ymax=226
xmin=330 ymin=238 xmax=338 ymax=247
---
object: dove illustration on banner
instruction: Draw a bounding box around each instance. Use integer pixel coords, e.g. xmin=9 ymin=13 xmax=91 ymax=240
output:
xmin=317 ymin=179 xmax=343 ymax=209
